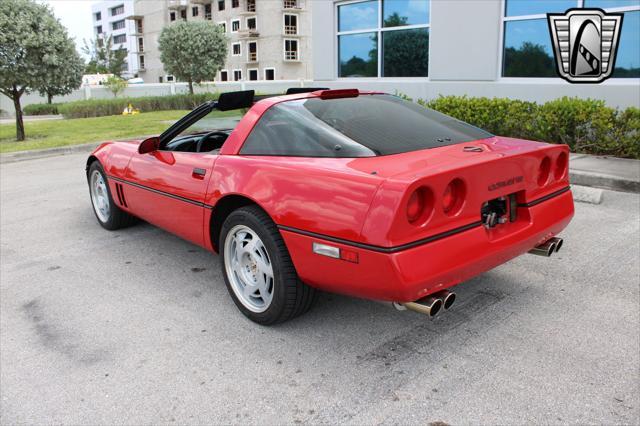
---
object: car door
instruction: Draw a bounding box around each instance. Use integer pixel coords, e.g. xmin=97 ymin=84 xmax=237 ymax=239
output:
xmin=120 ymin=102 xmax=222 ymax=247
xmin=123 ymin=149 xmax=217 ymax=247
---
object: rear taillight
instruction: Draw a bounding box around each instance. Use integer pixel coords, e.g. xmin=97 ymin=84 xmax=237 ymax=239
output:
xmin=406 ymin=187 xmax=434 ymax=224
xmin=538 ymin=157 xmax=551 ymax=186
xmin=555 ymin=152 xmax=568 ymax=180
xmin=443 ymin=179 xmax=465 ymax=216
xmin=407 ymin=191 xmax=424 ymax=223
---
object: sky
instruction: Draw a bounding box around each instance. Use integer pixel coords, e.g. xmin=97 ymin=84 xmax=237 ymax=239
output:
xmin=42 ymin=0 xmax=99 ymax=54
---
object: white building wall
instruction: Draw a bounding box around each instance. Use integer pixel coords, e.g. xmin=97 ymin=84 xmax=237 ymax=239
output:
xmin=312 ymin=0 xmax=640 ymax=109
xmin=91 ymin=1 xmax=138 ymax=78
xmin=429 ymin=0 xmax=501 ymax=81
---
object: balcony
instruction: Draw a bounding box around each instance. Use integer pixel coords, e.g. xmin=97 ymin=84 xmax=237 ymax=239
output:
xmin=191 ymin=0 xmax=211 ymax=4
xmin=247 ymin=52 xmax=258 ymax=62
xmin=168 ymin=0 xmax=187 ymax=10
xmin=284 ymin=51 xmax=299 ymax=61
xmin=130 ymin=19 xmax=143 ymax=35
xmin=284 ymin=25 xmax=298 ymax=35
xmin=238 ymin=29 xmax=259 ymax=38
xmin=283 ymin=0 xmax=303 ymax=11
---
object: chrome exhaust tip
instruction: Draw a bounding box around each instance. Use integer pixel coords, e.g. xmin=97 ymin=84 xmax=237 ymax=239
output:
xmin=548 ymin=237 xmax=563 ymax=252
xmin=401 ymin=296 xmax=443 ymax=318
xmin=437 ymin=290 xmax=456 ymax=310
xmin=528 ymin=240 xmax=556 ymax=257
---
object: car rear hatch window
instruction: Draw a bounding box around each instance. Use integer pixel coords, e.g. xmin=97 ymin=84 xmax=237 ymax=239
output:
xmin=240 ymin=94 xmax=493 ymax=157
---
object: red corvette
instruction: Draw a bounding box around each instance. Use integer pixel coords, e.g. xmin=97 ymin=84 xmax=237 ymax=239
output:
xmin=86 ymin=89 xmax=574 ymax=324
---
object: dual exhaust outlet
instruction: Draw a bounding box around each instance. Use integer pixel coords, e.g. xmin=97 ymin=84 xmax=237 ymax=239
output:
xmin=394 ymin=290 xmax=455 ymax=318
xmin=528 ymin=237 xmax=563 ymax=257
xmin=394 ymin=237 xmax=564 ymax=318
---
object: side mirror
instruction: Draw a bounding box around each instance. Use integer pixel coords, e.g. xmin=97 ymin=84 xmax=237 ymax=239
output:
xmin=138 ymin=136 xmax=160 ymax=154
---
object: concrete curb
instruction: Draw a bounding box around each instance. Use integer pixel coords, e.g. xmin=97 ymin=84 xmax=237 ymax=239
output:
xmin=571 ymin=185 xmax=604 ymax=204
xmin=569 ymin=170 xmax=640 ymax=194
xmin=0 ymin=143 xmax=101 ymax=164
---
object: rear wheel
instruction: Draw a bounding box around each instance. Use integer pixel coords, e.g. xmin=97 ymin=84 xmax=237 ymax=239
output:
xmin=88 ymin=161 xmax=136 ymax=230
xmin=220 ymin=206 xmax=317 ymax=325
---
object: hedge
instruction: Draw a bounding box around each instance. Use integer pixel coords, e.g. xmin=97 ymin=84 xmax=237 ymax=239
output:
xmin=22 ymin=93 xmax=639 ymax=159
xmin=417 ymin=96 xmax=639 ymax=159
xmin=23 ymin=103 xmax=61 ymax=116
xmin=56 ymin=93 xmax=221 ymax=119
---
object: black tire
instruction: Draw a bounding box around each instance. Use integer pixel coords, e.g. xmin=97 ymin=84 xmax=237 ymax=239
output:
xmin=220 ymin=205 xmax=317 ymax=325
xmin=87 ymin=161 xmax=136 ymax=230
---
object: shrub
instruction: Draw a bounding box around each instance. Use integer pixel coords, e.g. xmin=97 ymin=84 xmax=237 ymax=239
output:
xmin=415 ymin=95 xmax=639 ymax=159
xmin=104 ymin=76 xmax=127 ymax=98
xmin=58 ymin=92 xmax=219 ymax=118
xmin=419 ymin=96 xmax=539 ymax=140
xmin=23 ymin=103 xmax=61 ymax=115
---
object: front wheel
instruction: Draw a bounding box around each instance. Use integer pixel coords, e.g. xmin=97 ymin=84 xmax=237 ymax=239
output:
xmin=220 ymin=206 xmax=317 ymax=325
xmin=88 ymin=161 xmax=136 ymax=230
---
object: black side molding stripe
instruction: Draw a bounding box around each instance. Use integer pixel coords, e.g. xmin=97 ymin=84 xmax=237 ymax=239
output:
xmin=278 ymin=221 xmax=483 ymax=254
xmin=518 ymin=186 xmax=571 ymax=208
xmin=107 ymin=175 xmax=213 ymax=209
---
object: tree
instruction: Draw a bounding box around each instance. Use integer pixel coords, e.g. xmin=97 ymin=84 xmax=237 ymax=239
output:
xmin=0 ymin=0 xmax=84 ymax=141
xmin=340 ymin=33 xmax=378 ymax=77
xmin=158 ymin=21 xmax=227 ymax=94
xmin=37 ymin=41 xmax=84 ymax=104
xmin=104 ymin=75 xmax=127 ymax=97
xmin=383 ymin=12 xmax=408 ymax=27
xmin=82 ymin=35 xmax=128 ymax=77
xmin=503 ymin=42 xmax=556 ymax=77
xmin=382 ymin=28 xmax=429 ymax=77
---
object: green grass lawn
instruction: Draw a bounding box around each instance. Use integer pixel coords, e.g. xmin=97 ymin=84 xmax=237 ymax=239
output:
xmin=0 ymin=110 xmax=240 ymax=154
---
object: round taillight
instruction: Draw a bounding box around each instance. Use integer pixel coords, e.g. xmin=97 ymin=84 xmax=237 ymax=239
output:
xmin=538 ymin=157 xmax=551 ymax=186
xmin=443 ymin=185 xmax=455 ymax=212
xmin=443 ymin=179 xmax=466 ymax=216
xmin=555 ymin=152 xmax=568 ymax=180
xmin=406 ymin=187 xmax=434 ymax=224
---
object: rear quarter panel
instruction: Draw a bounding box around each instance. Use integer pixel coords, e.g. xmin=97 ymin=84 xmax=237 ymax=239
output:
xmin=207 ymin=155 xmax=384 ymax=241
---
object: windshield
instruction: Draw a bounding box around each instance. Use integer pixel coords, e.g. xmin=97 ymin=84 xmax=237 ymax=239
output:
xmin=240 ymin=94 xmax=493 ymax=157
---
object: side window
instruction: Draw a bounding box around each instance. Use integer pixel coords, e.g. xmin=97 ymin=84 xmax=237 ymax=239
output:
xmin=240 ymin=103 xmax=374 ymax=157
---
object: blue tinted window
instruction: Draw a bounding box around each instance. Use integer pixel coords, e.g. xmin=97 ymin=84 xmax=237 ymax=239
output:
xmin=382 ymin=0 xmax=429 ymax=27
xmin=584 ymin=0 xmax=640 ymax=8
xmin=613 ymin=10 xmax=640 ymax=77
xmin=338 ymin=1 xmax=378 ymax=31
xmin=506 ymin=0 xmax=577 ymax=16
xmin=503 ymin=19 xmax=556 ymax=76
xmin=383 ymin=28 xmax=429 ymax=76
xmin=338 ymin=33 xmax=378 ymax=77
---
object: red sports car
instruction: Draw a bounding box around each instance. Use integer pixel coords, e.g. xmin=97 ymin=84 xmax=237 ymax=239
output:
xmin=86 ymin=89 xmax=574 ymax=324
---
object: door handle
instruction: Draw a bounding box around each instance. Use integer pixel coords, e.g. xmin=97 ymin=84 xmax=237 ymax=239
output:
xmin=192 ymin=168 xmax=206 ymax=179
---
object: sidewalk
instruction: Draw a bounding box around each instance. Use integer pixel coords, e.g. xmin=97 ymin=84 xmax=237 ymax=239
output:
xmin=0 ymin=115 xmax=63 ymax=125
xmin=570 ymin=154 xmax=640 ymax=193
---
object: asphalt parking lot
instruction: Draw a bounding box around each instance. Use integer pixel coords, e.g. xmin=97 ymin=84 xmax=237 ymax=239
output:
xmin=1 ymin=153 xmax=638 ymax=425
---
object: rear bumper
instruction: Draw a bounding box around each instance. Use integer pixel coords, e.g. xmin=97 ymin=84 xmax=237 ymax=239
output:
xmin=280 ymin=189 xmax=574 ymax=302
